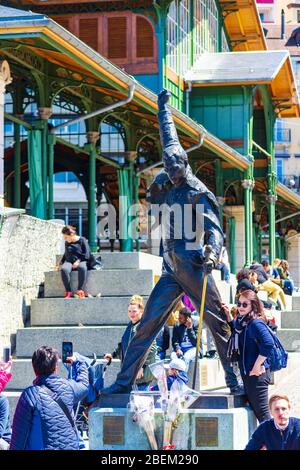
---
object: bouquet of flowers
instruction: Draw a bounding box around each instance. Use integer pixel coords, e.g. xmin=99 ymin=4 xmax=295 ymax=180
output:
xmin=129 ymin=393 xmax=158 ymax=450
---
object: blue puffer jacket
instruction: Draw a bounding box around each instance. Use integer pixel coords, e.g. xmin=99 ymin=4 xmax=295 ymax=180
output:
xmin=10 ymin=355 xmax=89 ymax=450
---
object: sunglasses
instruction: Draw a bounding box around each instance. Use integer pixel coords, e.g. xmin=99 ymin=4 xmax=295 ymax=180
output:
xmin=237 ymin=301 xmax=251 ymax=308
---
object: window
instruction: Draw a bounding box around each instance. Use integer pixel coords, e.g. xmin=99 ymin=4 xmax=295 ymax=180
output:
xmin=167 ymin=2 xmax=178 ymax=73
xmin=166 ymin=0 xmax=194 ymax=74
xmin=221 ymin=29 xmax=230 ymax=52
xmin=259 ymin=13 xmax=265 ymax=22
xmin=108 ymin=17 xmax=127 ymax=59
xmin=136 ymin=16 xmax=154 ymax=58
xmin=297 ymin=10 xmax=300 ymax=23
xmin=49 ymin=96 xmax=86 ymax=147
xmin=54 ymin=172 xmax=79 ymax=183
xmin=179 ymin=0 xmax=191 ymax=75
xmin=79 ymin=18 xmax=98 ymax=51
xmin=193 ymin=0 xmax=220 ymax=64
xmin=100 ymin=120 xmax=126 ymax=163
xmin=276 ymin=160 xmax=283 ymax=183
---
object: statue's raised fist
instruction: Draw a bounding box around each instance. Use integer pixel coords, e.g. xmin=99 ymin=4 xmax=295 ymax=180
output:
xmin=158 ymin=88 xmax=171 ymax=109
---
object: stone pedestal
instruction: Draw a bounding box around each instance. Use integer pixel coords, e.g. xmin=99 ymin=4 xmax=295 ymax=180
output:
xmin=89 ymin=392 xmax=257 ymax=450
xmin=287 ymin=233 xmax=300 ymax=286
xmin=225 ymin=205 xmax=245 ymax=272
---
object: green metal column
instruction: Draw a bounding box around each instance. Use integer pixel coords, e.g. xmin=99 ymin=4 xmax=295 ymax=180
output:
xmin=267 ymin=191 xmax=277 ymax=263
xmin=85 ymin=133 xmax=98 ymax=252
xmin=242 ymin=169 xmax=255 ymax=266
xmin=133 ymin=174 xmax=140 ymax=252
xmin=242 ymin=86 xmax=254 ymax=267
xmin=48 ymin=133 xmax=55 ymax=220
xmin=228 ymin=217 xmax=236 ymax=274
xmin=41 ymin=121 xmax=48 ymax=216
xmin=13 ymin=123 xmax=21 ymax=208
xmin=214 ymin=159 xmax=224 ymax=224
xmin=153 ymin=2 xmax=168 ymax=91
xmin=27 ymin=127 xmax=46 ymax=219
xmin=118 ymin=166 xmax=133 ymax=252
xmin=38 ymin=108 xmax=53 ymax=219
xmin=259 ymin=85 xmax=277 ymax=263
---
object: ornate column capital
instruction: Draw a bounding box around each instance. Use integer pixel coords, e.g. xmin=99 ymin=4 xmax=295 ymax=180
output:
xmin=266 ymin=194 xmax=278 ymax=205
xmin=241 ymin=179 xmax=255 ymax=190
xmin=0 ymin=60 xmax=12 ymax=87
xmin=125 ymin=151 xmax=138 ymax=162
xmin=38 ymin=107 xmax=53 ymax=120
xmin=87 ymin=131 xmax=100 ymax=144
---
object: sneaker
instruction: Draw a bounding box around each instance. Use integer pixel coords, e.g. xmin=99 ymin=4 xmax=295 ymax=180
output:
xmin=64 ymin=292 xmax=72 ymax=299
xmin=74 ymin=290 xmax=85 ymax=298
xmin=86 ymin=293 xmax=94 ymax=298
xmin=205 ymin=350 xmax=219 ymax=359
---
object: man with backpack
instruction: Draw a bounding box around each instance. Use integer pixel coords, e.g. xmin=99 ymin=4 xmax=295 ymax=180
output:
xmin=10 ymin=346 xmax=89 ymax=450
xmin=246 ymin=394 xmax=300 ymax=450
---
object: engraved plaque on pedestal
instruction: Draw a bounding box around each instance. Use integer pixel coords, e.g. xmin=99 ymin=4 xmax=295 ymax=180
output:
xmin=200 ymin=364 xmax=208 ymax=387
xmin=103 ymin=415 xmax=125 ymax=445
xmin=195 ymin=417 xmax=218 ymax=447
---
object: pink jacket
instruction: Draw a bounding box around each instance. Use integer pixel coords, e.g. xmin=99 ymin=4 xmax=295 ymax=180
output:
xmin=0 ymin=371 xmax=12 ymax=393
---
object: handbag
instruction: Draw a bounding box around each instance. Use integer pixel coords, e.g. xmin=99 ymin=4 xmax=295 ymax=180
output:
xmin=88 ymin=253 xmax=103 ymax=271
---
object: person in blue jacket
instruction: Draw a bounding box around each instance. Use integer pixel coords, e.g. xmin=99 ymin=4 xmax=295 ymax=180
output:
xmin=246 ymin=394 xmax=300 ymax=450
xmin=223 ymin=289 xmax=275 ymax=423
xmin=10 ymin=346 xmax=89 ymax=450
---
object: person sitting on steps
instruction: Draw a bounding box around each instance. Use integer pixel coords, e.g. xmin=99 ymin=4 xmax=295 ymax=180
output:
xmin=58 ymin=225 xmax=93 ymax=299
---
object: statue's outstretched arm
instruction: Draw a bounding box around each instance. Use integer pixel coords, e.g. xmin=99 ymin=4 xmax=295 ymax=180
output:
xmin=157 ymin=89 xmax=182 ymax=153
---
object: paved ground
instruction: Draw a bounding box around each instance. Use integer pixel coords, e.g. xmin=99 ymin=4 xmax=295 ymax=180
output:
xmin=270 ymin=364 xmax=300 ymax=417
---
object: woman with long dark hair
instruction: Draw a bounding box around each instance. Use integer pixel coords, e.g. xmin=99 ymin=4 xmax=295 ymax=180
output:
xmin=223 ymin=290 xmax=275 ymax=423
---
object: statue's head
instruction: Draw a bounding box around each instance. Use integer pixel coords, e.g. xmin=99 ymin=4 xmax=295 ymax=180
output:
xmin=163 ymin=144 xmax=188 ymax=186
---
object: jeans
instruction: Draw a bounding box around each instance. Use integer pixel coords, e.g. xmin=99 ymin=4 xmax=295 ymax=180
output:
xmin=242 ymin=369 xmax=271 ymax=423
xmin=61 ymin=261 xmax=88 ymax=292
xmin=283 ymin=279 xmax=294 ymax=295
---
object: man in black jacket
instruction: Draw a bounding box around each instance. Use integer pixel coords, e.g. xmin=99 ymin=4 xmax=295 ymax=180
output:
xmin=171 ymin=307 xmax=202 ymax=372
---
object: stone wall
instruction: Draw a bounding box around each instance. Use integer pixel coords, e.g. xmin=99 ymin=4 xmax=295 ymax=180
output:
xmin=0 ymin=209 xmax=62 ymax=352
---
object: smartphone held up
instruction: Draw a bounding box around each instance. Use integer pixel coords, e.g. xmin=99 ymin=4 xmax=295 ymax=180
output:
xmin=62 ymin=342 xmax=73 ymax=363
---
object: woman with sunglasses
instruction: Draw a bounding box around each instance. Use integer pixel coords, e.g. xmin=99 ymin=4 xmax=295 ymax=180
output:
xmin=222 ymin=289 xmax=274 ymax=423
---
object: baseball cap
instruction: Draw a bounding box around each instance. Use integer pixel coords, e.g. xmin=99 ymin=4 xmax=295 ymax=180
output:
xmin=165 ymin=357 xmax=187 ymax=372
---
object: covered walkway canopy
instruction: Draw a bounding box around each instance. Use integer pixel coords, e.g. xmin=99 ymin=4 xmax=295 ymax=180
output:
xmin=220 ymin=0 xmax=267 ymax=52
xmin=185 ymin=51 xmax=300 ymax=118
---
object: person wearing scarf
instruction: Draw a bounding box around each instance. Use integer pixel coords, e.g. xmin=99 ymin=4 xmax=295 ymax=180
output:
xmin=222 ymin=289 xmax=274 ymax=423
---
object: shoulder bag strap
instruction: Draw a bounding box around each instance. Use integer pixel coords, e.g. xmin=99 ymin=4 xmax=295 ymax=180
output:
xmin=38 ymin=384 xmax=77 ymax=432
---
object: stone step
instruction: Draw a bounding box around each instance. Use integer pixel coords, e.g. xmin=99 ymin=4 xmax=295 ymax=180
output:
xmin=280 ymin=311 xmax=300 ymax=329
xmin=292 ymin=294 xmax=300 ymax=310
xmin=16 ymin=326 xmax=126 ymax=358
xmin=6 ymin=358 xmax=120 ymax=392
xmin=44 ymin=269 xmax=155 ymax=297
xmin=277 ymin=329 xmax=300 ymax=352
xmin=270 ymin=352 xmax=300 ymax=384
xmin=3 ymin=392 xmax=20 ymax=423
xmin=56 ymin=252 xmax=163 ymax=274
xmin=31 ymin=296 xmax=149 ymax=326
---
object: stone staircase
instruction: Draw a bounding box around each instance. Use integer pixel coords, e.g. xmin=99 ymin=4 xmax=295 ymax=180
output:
xmin=277 ymin=294 xmax=300 ymax=353
xmin=4 ymin=252 xmax=234 ymax=420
